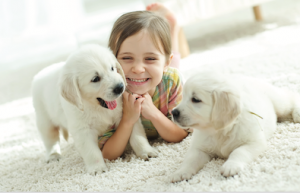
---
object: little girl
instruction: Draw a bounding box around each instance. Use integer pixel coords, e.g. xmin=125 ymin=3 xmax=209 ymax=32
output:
xmin=99 ymin=4 xmax=188 ymax=160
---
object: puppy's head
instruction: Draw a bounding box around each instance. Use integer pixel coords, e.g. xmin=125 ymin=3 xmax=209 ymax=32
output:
xmin=60 ymin=44 xmax=126 ymax=111
xmin=172 ymin=72 xmax=241 ymax=131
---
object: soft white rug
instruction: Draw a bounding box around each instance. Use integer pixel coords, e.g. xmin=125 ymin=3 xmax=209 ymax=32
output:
xmin=2 ymin=9 xmax=300 ymax=193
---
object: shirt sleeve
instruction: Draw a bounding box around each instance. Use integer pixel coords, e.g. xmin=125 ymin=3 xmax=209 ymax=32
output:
xmin=167 ymin=70 xmax=183 ymax=119
xmin=98 ymin=125 xmax=116 ymax=150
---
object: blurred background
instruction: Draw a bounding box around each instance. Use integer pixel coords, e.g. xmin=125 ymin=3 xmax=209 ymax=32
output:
xmin=1 ymin=0 xmax=300 ymax=107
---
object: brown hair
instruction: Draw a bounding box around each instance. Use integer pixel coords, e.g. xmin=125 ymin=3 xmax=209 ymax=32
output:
xmin=108 ymin=11 xmax=172 ymax=61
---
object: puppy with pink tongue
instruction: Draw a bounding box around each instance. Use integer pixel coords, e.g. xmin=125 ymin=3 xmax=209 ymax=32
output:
xmin=32 ymin=44 xmax=158 ymax=175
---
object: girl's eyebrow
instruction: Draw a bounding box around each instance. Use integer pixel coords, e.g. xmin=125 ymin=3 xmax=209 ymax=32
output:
xmin=145 ymin=52 xmax=160 ymax=56
xmin=118 ymin=52 xmax=133 ymax=55
xmin=119 ymin=52 xmax=160 ymax=56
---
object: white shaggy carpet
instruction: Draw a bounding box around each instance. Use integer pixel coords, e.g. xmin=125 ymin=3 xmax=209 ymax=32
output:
xmin=2 ymin=5 xmax=300 ymax=193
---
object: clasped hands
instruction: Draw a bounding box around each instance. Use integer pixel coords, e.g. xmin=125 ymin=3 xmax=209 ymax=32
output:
xmin=122 ymin=91 xmax=158 ymax=124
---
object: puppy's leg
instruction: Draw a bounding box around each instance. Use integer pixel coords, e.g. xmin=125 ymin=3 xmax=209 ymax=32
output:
xmin=71 ymin=128 xmax=107 ymax=175
xmin=221 ymin=141 xmax=266 ymax=177
xmin=262 ymin=83 xmax=300 ymax=122
xmin=291 ymin=92 xmax=300 ymax=122
xmin=278 ymin=90 xmax=300 ymax=123
xmin=171 ymin=147 xmax=210 ymax=182
xmin=130 ymin=119 xmax=158 ymax=160
xmin=36 ymin=114 xmax=61 ymax=162
xmin=292 ymin=108 xmax=300 ymax=123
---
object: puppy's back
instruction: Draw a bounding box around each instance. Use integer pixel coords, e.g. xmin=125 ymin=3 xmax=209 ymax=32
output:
xmin=32 ymin=62 xmax=64 ymax=117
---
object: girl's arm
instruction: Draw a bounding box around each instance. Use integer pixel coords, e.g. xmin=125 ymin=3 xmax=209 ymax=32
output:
xmin=150 ymin=109 xmax=188 ymax=143
xmin=101 ymin=92 xmax=144 ymax=160
xmin=148 ymin=106 xmax=188 ymax=142
xmin=101 ymin=118 xmax=134 ymax=160
xmin=141 ymin=93 xmax=188 ymax=143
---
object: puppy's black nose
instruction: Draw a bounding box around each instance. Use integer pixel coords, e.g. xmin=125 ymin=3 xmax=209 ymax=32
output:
xmin=172 ymin=109 xmax=180 ymax=119
xmin=113 ymin=83 xmax=124 ymax=95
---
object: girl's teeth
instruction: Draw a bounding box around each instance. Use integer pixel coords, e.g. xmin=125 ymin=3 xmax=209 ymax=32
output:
xmin=129 ymin=78 xmax=147 ymax=82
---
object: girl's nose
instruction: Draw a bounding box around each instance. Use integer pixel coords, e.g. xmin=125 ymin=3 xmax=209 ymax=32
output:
xmin=132 ymin=63 xmax=145 ymax=74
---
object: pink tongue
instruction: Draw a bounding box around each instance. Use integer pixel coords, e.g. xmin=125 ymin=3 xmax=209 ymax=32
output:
xmin=105 ymin=100 xmax=117 ymax=110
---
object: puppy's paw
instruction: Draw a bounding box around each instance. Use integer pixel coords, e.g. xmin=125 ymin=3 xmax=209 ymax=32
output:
xmin=136 ymin=147 xmax=159 ymax=160
xmin=221 ymin=160 xmax=245 ymax=177
xmin=86 ymin=162 xmax=108 ymax=175
xmin=292 ymin=108 xmax=300 ymax=123
xmin=46 ymin=152 xmax=61 ymax=163
xmin=170 ymin=168 xmax=195 ymax=183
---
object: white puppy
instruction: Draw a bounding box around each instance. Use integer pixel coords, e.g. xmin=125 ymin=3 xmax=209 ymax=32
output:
xmin=171 ymin=71 xmax=300 ymax=182
xmin=32 ymin=44 xmax=158 ymax=175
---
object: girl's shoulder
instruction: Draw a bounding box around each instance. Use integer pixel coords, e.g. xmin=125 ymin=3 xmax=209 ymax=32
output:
xmin=162 ymin=67 xmax=181 ymax=83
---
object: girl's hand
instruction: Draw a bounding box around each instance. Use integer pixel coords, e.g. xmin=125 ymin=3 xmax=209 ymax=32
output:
xmin=122 ymin=91 xmax=144 ymax=125
xmin=141 ymin=93 xmax=158 ymax=120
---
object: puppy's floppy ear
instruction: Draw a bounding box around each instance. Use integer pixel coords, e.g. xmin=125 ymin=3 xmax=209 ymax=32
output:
xmin=60 ymin=73 xmax=84 ymax=111
xmin=211 ymin=90 xmax=241 ymax=130
xmin=116 ymin=61 xmax=127 ymax=86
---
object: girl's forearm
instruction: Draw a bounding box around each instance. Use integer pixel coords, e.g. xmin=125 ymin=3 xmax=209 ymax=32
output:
xmin=101 ymin=119 xmax=134 ymax=160
xmin=150 ymin=110 xmax=188 ymax=143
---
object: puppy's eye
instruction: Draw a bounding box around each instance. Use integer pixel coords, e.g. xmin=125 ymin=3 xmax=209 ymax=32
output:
xmin=111 ymin=67 xmax=114 ymax=71
xmin=91 ymin=76 xmax=101 ymax=82
xmin=192 ymin=97 xmax=202 ymax=103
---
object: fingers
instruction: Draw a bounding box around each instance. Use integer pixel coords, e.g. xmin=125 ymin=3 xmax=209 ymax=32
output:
xmin=135 ymin=97 xmax=145 ymax=106
xmin=128 ymin=94 xmax=141 ymax=104
xmin=123 ymin=92 xmax=139 ymax=103
xmin=142 ymin=92 xmax=151 ymax=99
xmin=132 ymin=95 xmax=144 ymax=110
xmin=123 ymin=92 xmax=144 ymax=109
xmin=123 ymin=91 xmax=129 ymax=100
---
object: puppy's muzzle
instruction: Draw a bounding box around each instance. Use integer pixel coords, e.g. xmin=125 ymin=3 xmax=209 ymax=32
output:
xmin=113 ymin=83 xmax=125 ymax=95
xmin=172 ymin=109 xmax=180 ymax=121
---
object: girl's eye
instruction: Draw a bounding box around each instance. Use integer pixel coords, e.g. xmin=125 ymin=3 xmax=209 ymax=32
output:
xmin=91 ymin=76 xmax=101 ymax=82
xmin=145 ymin=58 xmax=156 ymax=61
xmin=192 ymin=97 xmax=202 ymax=103
xmin=122 ymin=57 xmax=132 ymax=60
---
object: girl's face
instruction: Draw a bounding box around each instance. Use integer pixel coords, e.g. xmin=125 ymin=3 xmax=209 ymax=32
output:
xmin=117 ymin=30 xmax=171 ymax=96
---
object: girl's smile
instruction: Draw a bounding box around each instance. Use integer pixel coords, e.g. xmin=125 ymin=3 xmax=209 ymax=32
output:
xmin=127 ymin=78 xmax=150 ymax=86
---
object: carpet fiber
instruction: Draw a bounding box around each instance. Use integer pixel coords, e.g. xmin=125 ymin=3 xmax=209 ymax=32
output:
xmin=1 ymin=5 xmax=300 ymax=192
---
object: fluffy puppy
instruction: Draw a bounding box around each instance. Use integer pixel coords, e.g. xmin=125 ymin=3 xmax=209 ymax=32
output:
xmin=171 ymin=71 xmax=300 ymax=182
xmin=32 ymin=44 xmax=158 ymax=175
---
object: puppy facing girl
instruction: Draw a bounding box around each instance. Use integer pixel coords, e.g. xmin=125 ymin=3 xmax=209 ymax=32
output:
xmin=99 ymin=5 xmax=188 ymax=160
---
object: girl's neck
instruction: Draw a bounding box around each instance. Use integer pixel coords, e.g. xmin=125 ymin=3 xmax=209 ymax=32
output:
xmin=148 ymin=86 xmax=157 ymax=97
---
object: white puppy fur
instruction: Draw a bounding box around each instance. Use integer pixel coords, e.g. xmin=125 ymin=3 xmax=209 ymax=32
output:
xmin=32 ymin=44 xmax=158 ymax=175
xmin=171 ymin=71 xmax=300 ymax=182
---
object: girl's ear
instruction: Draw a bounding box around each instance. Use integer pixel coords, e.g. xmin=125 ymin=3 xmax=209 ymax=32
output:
xmin=164 ymin=53 xmax=173 ymax=72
